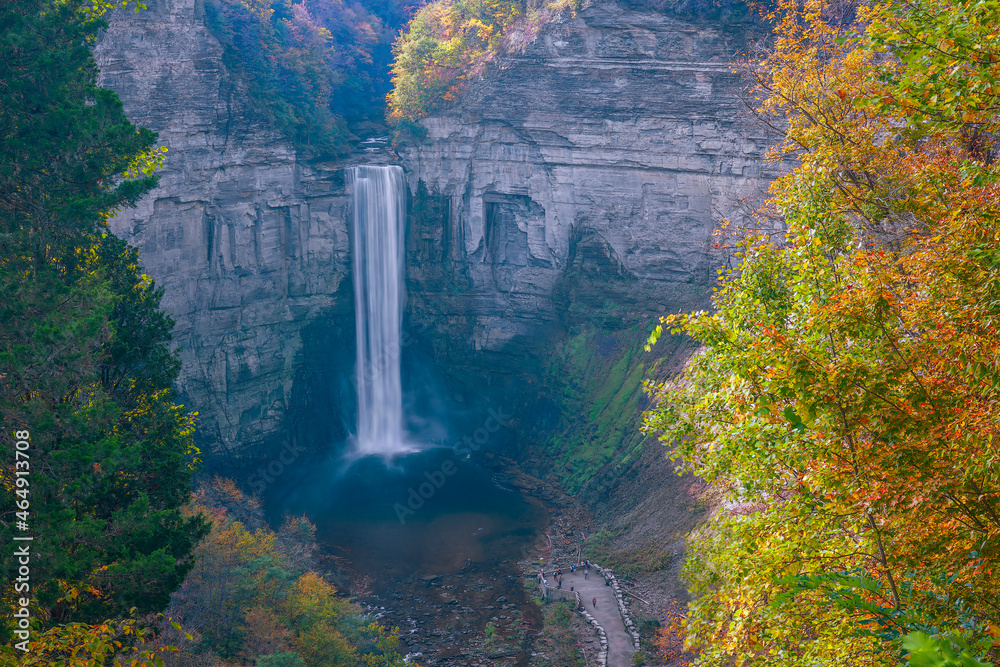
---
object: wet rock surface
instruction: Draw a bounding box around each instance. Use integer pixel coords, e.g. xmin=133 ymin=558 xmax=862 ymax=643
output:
xmin=361 ymin=562 xmax=541 ymax=666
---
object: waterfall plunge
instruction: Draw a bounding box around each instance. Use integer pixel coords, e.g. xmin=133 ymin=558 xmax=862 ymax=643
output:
xmin=350 ymin=165 xmax=411 ymax=458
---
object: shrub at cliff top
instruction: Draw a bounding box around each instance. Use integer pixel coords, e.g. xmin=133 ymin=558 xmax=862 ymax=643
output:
xmin=387 ymin=0 xmax=578 ymax=121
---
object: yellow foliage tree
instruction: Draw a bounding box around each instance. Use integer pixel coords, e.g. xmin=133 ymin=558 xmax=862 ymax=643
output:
xmin=2 ymin=616 xmax=182 ymax=667
xmin=644 ymin=0 xmax=1000 ymax=664
xmin=388 ymin=0 xmax=578 ymax=120
xmin=165 ymin=478 xmax=405 ymax=666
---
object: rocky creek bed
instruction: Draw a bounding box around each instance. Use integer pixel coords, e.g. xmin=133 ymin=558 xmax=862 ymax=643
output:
xmin=262 ymin=448 xmax=583 ymax=665
xmin=262 ymin=444 xmax=697 ymax=665
xmin=346 ymin=452 xmax=603 ymax=666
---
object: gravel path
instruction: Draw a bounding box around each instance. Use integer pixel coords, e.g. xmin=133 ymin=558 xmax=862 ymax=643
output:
xmin=546 ymin=568 xmax=635 ymax=667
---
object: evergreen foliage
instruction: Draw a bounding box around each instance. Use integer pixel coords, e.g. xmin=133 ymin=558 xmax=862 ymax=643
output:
xmin=0 ymin=0 xmax=206 ymax=652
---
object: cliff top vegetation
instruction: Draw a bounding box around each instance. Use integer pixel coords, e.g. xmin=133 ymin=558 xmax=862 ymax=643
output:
xmin=387 ymin=0 xmax=765 ymax=123
xmin=205 ymin=0 xmax=764 ymax=137
xmin=387 ymin=0 xmax=579 ymax=122
xmin=204 ymin=0 xmax=418 ymax=156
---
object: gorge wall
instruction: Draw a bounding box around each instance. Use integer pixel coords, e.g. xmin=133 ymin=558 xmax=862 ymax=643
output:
xmin=401 ymin=2 xmax=772 ymax=352
xmin=95 ymin=0 xmax=774 ymax=467
xmin=94 ymin=0 xmax=363 ymax=460
xmin=398 ymin=1 xmax=776 ymax=490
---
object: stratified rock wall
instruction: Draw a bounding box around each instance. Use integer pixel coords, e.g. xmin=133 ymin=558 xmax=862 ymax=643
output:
xmin=401 ymin=1 xmax=774 ymax=359
xmin=95 ymin=0 xmax=354 ymax=458
xmin=94 ymin=0 xmax=773 ymax=461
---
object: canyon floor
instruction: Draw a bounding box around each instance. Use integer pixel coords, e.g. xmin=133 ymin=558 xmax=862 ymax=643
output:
xmin=344 ymin=444 xmax=704 ymax=666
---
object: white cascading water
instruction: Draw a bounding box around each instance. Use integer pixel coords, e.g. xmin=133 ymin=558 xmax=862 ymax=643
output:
xmin=349 ymin=165 xmax=410 ymax=458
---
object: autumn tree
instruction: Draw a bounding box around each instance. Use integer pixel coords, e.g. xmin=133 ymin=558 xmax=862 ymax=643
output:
xmin=164 ymin=478 xmax=406 ymax=667
xmin=387 ymin=0 xmax=579 ymax=121
xmin=5 ymin=616 xmax=182 ymax=667
xmin=644 ymin=0 xmax=1000 ymax=664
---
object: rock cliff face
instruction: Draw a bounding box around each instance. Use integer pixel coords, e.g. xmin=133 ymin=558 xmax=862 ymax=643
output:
xmin=95 ymin=0 xmax=773 ymax=462
xmin=95 ymin=0 xmax=359 ymax=459
xmin=400 ymin=1 xmax=774 ymax=371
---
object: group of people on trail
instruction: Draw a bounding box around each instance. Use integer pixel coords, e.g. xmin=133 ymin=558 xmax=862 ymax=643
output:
xmin=538 ymin=560 xmax=606 ymax=610
xmin=545 ymin=567 xmax=572 ymax=589
xmin=569 ymin=559 xmax=591 ymax=579
xmin=542 ymin=560 xmax=593 ymax=579
xmin=540 ymin=560 xmax=604 ymax=597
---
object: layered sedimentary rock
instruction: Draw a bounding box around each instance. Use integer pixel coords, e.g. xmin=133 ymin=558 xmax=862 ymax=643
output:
xmin=94 ymin=0 xmax=359 ymax=458
xmin=95 ymin=0 xmax=772 ymax=459
xmin=400 ymin=1 xmax=774 ymax=364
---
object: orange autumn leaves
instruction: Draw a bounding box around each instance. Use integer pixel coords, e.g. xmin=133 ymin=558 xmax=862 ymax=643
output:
xmin=388 ymin=0 xmax=579 ymax=121
xmin=164 ymin=478 xmax=405 ymax=667
xmin=644 ymin=0 xmax=1000 ymax=664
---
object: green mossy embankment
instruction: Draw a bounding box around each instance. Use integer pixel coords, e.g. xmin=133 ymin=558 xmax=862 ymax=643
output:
xmin=584 ymin=527 xmax=674 ymax=577
xmin=522 ymin=321 xmax=691 ymax=498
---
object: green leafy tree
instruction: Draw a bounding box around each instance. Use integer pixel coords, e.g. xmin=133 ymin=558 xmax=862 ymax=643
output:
xmin=902 ymin=632 xmax=995 ymax=667
xmin=0 ymin=0 xmax=207 ymax=643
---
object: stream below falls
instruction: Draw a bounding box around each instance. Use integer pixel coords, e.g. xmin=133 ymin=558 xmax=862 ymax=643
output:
xmin=263 ymin=448 xmax=550 ymax=665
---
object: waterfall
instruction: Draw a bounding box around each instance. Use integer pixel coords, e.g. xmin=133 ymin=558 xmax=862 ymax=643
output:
xmin=349 ymin=165 xmax=410 ymax=457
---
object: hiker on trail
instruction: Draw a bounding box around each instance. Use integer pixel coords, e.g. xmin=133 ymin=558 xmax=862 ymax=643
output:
xmin=584 ymin=569 xmax=589 ymax=579
xmin=570 ymin=585 xmax=574 ymax=591
xmin=557 ymin=578 xmax=562 ymax=590
xmin=592 ymin=597 xmax=597 ymax=608
xmin=571 ymin=564 xmax=576 ymax=573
